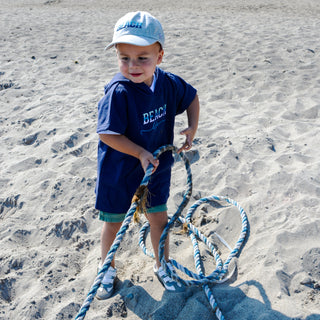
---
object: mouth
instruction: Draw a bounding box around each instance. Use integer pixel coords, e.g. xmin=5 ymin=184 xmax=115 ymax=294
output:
xmin=130 ymin=73 xmax=143 ymax=78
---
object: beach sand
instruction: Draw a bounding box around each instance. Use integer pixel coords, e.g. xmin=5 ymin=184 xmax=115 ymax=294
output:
xmin=1 ymin=0 xmax=320 ymax=319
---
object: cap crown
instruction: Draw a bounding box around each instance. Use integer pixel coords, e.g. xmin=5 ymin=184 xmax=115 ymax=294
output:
xmin=106 ymin=11 xmax=165 ymax=49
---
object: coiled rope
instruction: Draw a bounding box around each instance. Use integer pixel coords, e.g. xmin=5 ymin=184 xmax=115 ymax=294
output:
xmin=75 ymin=145 xmax=248 ymax=320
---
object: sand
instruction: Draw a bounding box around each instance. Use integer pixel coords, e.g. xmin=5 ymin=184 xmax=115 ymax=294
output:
xmin=0 ymin=0 xmax=320 ymax=319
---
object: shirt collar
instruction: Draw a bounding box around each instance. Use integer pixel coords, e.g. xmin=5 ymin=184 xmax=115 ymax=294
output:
xmin=149 ymin=71 xmax=157 ymax=92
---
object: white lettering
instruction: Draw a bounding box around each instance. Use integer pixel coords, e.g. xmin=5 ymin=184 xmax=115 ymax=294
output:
xmin=154 ymin=109 xmax=159 ymax=121
xmin=142 ymin=105 xmax=166 ymax=126
xmin=149 ymin=111 xmax=154 ymax=123
xmin=143 ymin=113 xmax=149 ymax=124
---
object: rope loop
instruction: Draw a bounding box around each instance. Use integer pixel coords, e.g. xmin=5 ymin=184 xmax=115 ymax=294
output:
xmin=75 ymin=145 xmax=248 ymax=320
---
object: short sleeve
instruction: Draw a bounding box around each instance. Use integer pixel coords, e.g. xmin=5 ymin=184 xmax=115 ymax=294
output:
xmin=167 ymin=72 xmax=197 ymax=115
xmin=97 ymin=84 xmax=128 ymax=135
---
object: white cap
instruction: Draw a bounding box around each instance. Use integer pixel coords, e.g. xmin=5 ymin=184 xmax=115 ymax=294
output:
xmin=105 ymin=11 xmax=165 ymax=50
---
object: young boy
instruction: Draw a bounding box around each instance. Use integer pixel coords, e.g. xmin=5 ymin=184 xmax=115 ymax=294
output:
xmin=95 ymin=11 xmax=199 ymax=299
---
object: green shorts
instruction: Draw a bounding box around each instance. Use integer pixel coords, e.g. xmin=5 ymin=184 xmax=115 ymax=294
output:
xmin=99 ymin=204 xmax=168 ymax=223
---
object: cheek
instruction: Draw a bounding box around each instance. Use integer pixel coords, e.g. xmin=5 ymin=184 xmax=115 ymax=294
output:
xmin=142 ymin=60 xmax=156 ymax=71
xmin=118 ymin=62 xmax=128 ymax=73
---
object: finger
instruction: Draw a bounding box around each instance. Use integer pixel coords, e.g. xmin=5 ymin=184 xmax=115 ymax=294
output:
xmin=177 ymin=142 xmax=188 ymax=153
xmin=151 ymin=159 xmax=159 ymax=173
xmin=152 ymin=159 xmax=159 ymax=167
xmin=184 ymin=136 xmax=192 ymax=149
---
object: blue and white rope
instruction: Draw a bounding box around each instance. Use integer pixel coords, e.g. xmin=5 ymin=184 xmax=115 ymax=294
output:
xmin=74 ymin=145 xmax=175 ymax=320
xmin=75 ymin=145 xmax=248 ymax=320
xmin=139 ymin=147 xmax=248 ymax=320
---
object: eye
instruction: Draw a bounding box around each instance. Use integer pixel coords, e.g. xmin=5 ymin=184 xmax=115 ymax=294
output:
xmin=121 ymin=57 xmax=129 ymax=62
xmin=138 ymin=57 xmax=148 ymax=61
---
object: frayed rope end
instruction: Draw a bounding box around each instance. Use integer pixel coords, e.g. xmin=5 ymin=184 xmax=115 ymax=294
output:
xmin=132 ymin=185 xmax=149 ymax=223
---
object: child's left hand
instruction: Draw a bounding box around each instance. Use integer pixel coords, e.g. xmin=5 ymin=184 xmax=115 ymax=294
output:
xmin=177 ymin=94 xmax=199 ymax=154
xmin=177 ymin=126 xmax=196 ymax=153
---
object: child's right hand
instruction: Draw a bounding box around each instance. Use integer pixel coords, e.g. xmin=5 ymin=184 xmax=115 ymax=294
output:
xmin=138 ymin=149 xmax=159 ymax=173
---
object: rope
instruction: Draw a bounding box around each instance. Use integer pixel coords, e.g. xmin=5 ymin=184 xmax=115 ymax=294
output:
xmin=139 ymin=146 xmax=248 ymax=320
xmin=74 ymin=145 xmax=248 ymax=320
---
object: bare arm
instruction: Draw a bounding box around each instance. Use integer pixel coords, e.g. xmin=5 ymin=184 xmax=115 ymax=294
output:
xmin=99 ymin=134 xmax=159 ymax=172
xmin=177 ymin=94 xmax=200 ymax=153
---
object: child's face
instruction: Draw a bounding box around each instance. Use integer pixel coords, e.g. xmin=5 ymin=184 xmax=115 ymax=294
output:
xmin=116 ymin=43 xmax=164 ymax=87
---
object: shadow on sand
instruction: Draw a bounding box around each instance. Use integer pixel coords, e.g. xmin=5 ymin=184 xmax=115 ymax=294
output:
xmin=110 ymin=279 xmax=320 ymax=320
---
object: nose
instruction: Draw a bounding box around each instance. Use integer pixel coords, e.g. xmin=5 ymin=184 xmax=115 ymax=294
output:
xmin=129 ymin=59 xmax=140 ymax=68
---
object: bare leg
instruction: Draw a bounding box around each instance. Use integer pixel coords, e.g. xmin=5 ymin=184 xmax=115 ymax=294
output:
xmin=100 ymin=221 xmax=122 ymax=268
xmin=146 ymin=211 xmax=169 ymax=268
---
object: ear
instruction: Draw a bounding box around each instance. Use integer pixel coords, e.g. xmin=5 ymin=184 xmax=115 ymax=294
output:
xmin=157 ymin=49 xmax=164 ymax=64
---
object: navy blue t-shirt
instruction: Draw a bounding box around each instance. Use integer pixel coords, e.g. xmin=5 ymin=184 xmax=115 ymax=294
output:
xmin=95 ymin=67 xmax=197 ymax=213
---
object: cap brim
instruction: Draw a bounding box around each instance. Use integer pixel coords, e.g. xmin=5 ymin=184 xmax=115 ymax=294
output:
xmin=104 ymin=35 xmax=158 ymax=50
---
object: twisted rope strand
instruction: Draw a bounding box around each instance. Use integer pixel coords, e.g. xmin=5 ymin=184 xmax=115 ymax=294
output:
xmin=75 ymin=145 xmax=248 ymax=320
xmin=139 ymin=148 xmax=248 ymax=320
xmin=74 ymin=145 xmax=174 ymax=320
